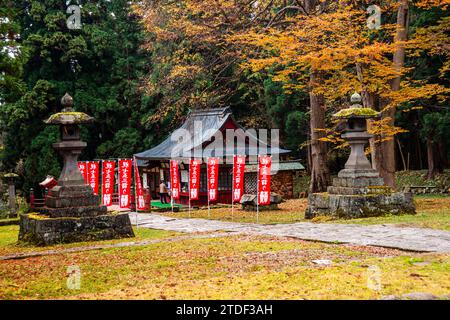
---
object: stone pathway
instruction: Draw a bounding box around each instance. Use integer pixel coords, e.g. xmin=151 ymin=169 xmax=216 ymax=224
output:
xmin=129 ymin=213 xmax=450 ymax=253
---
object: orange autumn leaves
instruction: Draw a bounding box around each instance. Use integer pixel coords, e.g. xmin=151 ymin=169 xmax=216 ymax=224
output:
xmin=133 ymin=1 xmax=449 ymax=143
xmin=232 ymin=6 xmax=448 ymax=105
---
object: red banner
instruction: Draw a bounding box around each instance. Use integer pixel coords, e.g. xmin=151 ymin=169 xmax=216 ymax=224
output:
xmin=119 ymin=159 xmax=132 ymax=208
xmin=207 ymin=157 xmax=219 ymax=202
xmin=87 ymin=161 xmax=100 ymax=195
xmin=189 ymin=159 xmax=201 ymax=200
xmin=77 ymin=162 xmax=88 ymax=183
xmin=134 ymin=157 xmax=147 ymax=211
xmin=258 ymin=156 xmax=272 ymax=205
xmin=170 ymin=160 xmax=180 ymax=200
xmin=102 ymin=160 xmax=115 ymax=206
xmin=232 ymin=155 xmax=246 ymax=203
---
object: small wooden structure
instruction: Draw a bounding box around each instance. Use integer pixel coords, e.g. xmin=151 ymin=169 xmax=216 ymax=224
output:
xmin=135 ymin=107 xmax=304 ymax=206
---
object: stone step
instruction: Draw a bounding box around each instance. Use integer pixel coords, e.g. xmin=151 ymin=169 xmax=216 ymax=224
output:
xmin=327 ymin=186 xmax=392 ymax=195
xmin=37 ymin=205 xmax=107 ymax=218
xmin=332 ymin=177 xmax=385 ymax=188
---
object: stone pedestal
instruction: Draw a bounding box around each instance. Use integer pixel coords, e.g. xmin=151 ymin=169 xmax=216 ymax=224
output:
xmin=2 ymin=173 xmax=18 ymax=218
xmin=240 ymin=193 xmax=282 ymax=211
xmin=306 ymin=192 xmax=415 ymax=219
xmin=305 ymin=93 xmax=416 ymax=219
xmin=19 ymin=213 xmax=134 ymax=246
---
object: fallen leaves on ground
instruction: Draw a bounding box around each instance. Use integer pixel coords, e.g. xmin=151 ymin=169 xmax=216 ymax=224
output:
xmin=1 ymin=232 xmax=448 ymax=300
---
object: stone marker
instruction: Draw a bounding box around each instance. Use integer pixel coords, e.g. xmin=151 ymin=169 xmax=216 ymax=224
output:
xmin=305 ymin=92 xmax=416 ymax=219
xmin=2 ymin=173 xmax=18 ymax=218
xmin=19 ymin=93 xmax=134 ymax=245
xmin=240 ymin=193 xmax=283 ymax=211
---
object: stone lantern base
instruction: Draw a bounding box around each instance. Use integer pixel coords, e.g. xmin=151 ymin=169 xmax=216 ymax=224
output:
xmin=305 ymin=168 xmax=416 ymax=219
xmin=18 ymin=212 xmax=134 ymax=246
xmin=305 ymin=192 xmax=416 ymax=219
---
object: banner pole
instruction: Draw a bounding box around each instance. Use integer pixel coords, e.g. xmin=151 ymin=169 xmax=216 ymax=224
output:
xmin=101 ymin=160 xmax=104 ymax=206
xmin=207 ymin=159 xmax=211 ymax=219
xmin=188 ymin=161 xmax=191 ymax=218
xmin=171 ymin=161 xmax=174 ymax=214
xmin=134 ymin=157 xmax=139 ymax=229
xmin=256 ymin=155 xmax=259 ymax=224
xmin=231 ymin=155 xmax=234 ymax=222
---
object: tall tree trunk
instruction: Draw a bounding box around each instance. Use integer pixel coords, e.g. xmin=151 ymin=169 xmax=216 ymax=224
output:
xmin=308 ymin=71 xmax=330 ymax=192
xmin=304 ymin=0 xmax=330 ymax=192
xmin=374 ymin=0 xmax=409 ymax=188
xmin=426 ymin=136 xmax=436 ymax=180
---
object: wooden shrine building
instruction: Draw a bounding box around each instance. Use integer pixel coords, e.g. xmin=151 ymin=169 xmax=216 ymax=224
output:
xmin=134 ymin=107 xmax=304 ymax=206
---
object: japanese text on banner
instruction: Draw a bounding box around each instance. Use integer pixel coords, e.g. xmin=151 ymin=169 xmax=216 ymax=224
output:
xmin=207 ymin=158 xmax=219 ymax=201
xmin=258 ymin=156 xmax=272 ymax=205
xmin=88 ymin=161 xmax=99 ymax=195
xmin=134 ymin=158 xmax=146 ymax=210
xmin=102 ymin=160 xmax=115 ymax=206
xmin=170 ymin=160 xmax=180 ymax=200
xmin=189 ymin=159 xmax=201 ymax=200
xmin=233 ymin=155 xmax=246 ymax=203
xmin=119 ymin=159 xmax=132 ymax=209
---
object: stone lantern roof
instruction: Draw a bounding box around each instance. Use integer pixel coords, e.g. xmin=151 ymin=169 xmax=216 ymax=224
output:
xmin=332 ymin=92 xmax=380 ymax=119
xmin=44 ymin=93 xmax=94 ymax=125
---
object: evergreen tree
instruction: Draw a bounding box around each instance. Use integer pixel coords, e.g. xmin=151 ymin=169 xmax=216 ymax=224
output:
xmin=0 ymin=0 xmax=151 ymax=194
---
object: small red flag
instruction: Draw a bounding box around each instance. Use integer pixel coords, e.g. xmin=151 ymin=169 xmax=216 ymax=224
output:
xmin=118 ymin=159 xmax=132 ymax=208
xmin=232 ymin=155 xmax=246 ymax=203
xmin=189 ymin=159 xmax=201 ymax=200
xmin=207 ymin=158 xmax=219 ymax=201
xmin=170 ymin=160 xmax=180 ymax=200
xmin=101 ymin=160 xmax=115 ymax=206
xmin=258 ymin=156 xmax=271 ymax=205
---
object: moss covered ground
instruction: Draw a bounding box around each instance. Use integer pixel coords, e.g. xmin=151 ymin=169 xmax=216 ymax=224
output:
xmin=0 ymin=231 xmax=449 ymax=299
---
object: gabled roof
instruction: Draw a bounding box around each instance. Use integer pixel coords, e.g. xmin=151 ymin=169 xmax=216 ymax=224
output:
xmin=245 ymin=160 xmax=305 ymax=173
xmin=134 ymin=107 xmax=290 ymax=161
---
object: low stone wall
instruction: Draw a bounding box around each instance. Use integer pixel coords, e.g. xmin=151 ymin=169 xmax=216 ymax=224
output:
xmin=403 ymin=186 xmax=449 ymax=194
xmin=19 ymin=213 xmax=135 ymax=246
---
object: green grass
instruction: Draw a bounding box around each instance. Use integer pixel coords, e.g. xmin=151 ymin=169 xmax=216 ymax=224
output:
xmin=329 ymin=210 xmax=450 ymax=230
xmin=332 ymin=195 xmax=450 ymax=230
xmin=160 ymin=195 xmax=450 ymax=230
xmin=0 ymin=206 xmax=449 ymax=299
xmin=396 ymin=170 xmax=449 ymax=190
xmin=0 ymin=218 xmax=20 ymax=226
xmin=0 ymin=232 xmax=449 ymax=299
xmin=151 ymin=200 xmax=182 ymax=209
xmin=0 ymin=225 xmax=178 ymax=257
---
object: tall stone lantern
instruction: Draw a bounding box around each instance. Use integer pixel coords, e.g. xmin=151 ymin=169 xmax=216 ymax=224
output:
xmin=43 ymin=93 xmax=100 ymax=210
xmin=19 ymin=93 xmax=134 ymax=245
xmin=305 ymin=93 xmax=415 ymax=219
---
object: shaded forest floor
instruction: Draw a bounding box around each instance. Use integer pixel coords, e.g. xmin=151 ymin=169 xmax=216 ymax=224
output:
xmin=160 ymin=195 xmax=450 ymax=230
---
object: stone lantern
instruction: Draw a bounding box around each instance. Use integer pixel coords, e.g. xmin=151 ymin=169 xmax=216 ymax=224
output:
xmin=2 ymin=173 xmax=19 ymax=218
xmin=42 ymin=93 xmax=99 ymax=210
xmin=305 ymin=93 xmax=415 ymax=219
xmin=19 ymin=93 xmax=134 ymax=245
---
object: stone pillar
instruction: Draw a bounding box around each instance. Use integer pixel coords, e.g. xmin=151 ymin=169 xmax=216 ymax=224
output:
xmin=2 ymin=173 xmax=18 ymax=218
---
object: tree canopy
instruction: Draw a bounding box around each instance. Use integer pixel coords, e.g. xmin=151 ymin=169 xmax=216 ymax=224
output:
xmin=0 ymin=0 xmax=448 ymax=194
